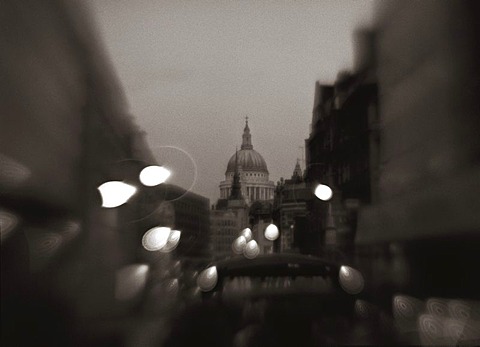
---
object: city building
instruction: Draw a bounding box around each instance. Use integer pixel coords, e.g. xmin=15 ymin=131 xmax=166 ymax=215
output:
xmin=210 ymin=208 xmax=248 ymax=260
xmin=273 ymin=161 xmax=313 ymax=253
xmin=353 ymin=0 xmax=480 ymax=302
xmin=304 ymin=32 xmax=379 ymax=257
xmin=357 ymin=0 xmax=480 ymax=244
xmin=211 ymin=151 xmax=249 ymax=260
xmin=249 ymin=200 xmax=275 ymax=254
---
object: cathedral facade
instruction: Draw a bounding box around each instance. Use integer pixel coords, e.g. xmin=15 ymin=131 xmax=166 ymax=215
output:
xmin=219 ymin=119 xmax=275 ymax=204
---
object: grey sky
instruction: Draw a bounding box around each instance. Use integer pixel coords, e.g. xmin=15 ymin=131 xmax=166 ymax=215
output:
xmin=88 ymin=0 xmax=375 ymax=203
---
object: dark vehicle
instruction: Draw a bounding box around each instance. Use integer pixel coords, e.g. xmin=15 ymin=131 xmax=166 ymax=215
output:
xmin=165 ymin=254 xmax=397 ymax=346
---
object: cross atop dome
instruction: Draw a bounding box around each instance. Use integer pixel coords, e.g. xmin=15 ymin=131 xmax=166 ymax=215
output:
xmin=241 ymin=117 xmax=253 ymax=150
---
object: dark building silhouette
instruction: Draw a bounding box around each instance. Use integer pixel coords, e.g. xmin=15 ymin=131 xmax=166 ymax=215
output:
xmin=353 ymin=1 xmax=480 ymax=310
xmin=272 ymin=161 xmax=313 ymax=253
xmin=304 ymin=39 xmax=379 ymax=258
xmin=210 ymin=149 xmax=249 ymax=260
xmin=0 ymin=1 xmax=182 ymax=346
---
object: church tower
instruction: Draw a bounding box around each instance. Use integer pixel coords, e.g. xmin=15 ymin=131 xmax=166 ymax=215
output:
xmin=229 ymin=148 xmax=243 ymax=200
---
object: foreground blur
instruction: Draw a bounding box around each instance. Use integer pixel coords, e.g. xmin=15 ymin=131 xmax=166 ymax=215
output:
xmin=2 ymin=0 xmax=480 ymax=346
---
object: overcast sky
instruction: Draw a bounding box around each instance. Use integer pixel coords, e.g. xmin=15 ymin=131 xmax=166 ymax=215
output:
xmin=88 ymin=0 xmax=375 ymax=204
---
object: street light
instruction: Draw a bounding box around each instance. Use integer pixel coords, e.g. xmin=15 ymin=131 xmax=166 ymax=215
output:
xmin=314 ymin=183 xmax=333 ymax=201
xmin=160 ymin=229 xmax=182 ymax=253
xmin=339 ymin=265 xmax=364 ymax=295
xmin=97 ymin=181 xmax=137 ymax=208
xmin=244 ymin=240 xmax=260 ymax=259
xmin=142 ymin=226 xmax=171 ymax=251
xmin=232 ymin=235 xmax=247 ymax=254
xmin=197 ymin=266 xmax=218 ymax=292
xmin=240 ymin=227 xmax=252 ymax=242
xmin=141 ymin=227 xmax=182 ymax=253
xmin=139 ymin=165 xmax=171 ymax=186
xmin=98 ymin=161 xmax=172 ymax=209
xmin=264 ymin=223 xmax=279 ymax=241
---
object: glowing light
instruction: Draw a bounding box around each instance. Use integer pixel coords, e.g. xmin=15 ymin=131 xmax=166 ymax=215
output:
xmin=448 ymin=300 xmax=472 ymax=321
xmin=314 ymin=184 xmax=333 ymax=201
xmin=393 ymin=295 xmax=425 ymax=323
xmin=264 ymin=223 xmax=279 ymax=241
xmin=27 ymin=232 xmax=64 ymax=272
xmin=338 ymin=265 xmax=364 ymax=295
xmin=240 ymin=228 xmax=252 ymax=242
xmin=0 ymin=153 xmax=31 ymax=187
xmin=115 ymin=264 xmax=149 ymax=301
xmin=197 ymin=266 xmax=218 ymax=292
xmin=97 ymin=181 xmax=137 ymax=208
xmin=142 ymin=227 xmax=171 ymax=251
xmin=232 ymin=235 xmax=247 ymax=254
xmin=160 ymin=229 xmax=181 ymax=253
xmin=139 ymin=165 xmax=171 ymax=186
xmin=355 ymin=299 xmax=375 ymax=319
xmin=447 ymin=318 xmax=480 ymax=343
xmin=418 ymin=314 xmax=444 ymax=345
xmin=427 ymin=298 xmax=449 ymax=317
xmin=58 ymin=220 xmax=81 ymax=243
xmin=154 ymin=145 xmax=198 ymax=200
xmin=191 ymin=287 xmax=201 ymax=299
xmin=29 ymin=232 xmax=63 ymax=259
xmin=164 ymin=278 xmax=180 ymax=298
xmin=244 ymin=240 xmax=259 ymax=259
xmin=0 ymin=209 xmax=19 ymax=242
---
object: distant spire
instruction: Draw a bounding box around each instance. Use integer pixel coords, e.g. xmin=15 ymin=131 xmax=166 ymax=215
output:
xmin=235 ymin=146 xmax=239 ymax=173
xmin=292 ymin=159 xmax=303 ymax=181
xmin=241 ymin=117 xmax=253 ymax=150
xmin=229 ymin=147 xmax=243 ymax=199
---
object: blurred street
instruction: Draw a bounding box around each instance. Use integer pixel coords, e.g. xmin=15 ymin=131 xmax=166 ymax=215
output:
xmin=2 ymin=0 xmax=480 ymax=346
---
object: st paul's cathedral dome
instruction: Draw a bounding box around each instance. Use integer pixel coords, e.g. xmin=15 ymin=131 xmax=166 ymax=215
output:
xmin=219 ymin=119 xmax=275 ymax=204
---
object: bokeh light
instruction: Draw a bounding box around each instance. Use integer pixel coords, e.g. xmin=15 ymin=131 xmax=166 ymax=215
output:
xmin=393 ymin=295 xmax=425 ymax=321
xmin=314 ymin=184 xmax=333 ymax=201
xmin=27 ymin=232 xmax=64 ymax=272
xmin=97 ymin=181 xmax=137 ymax=208
xmin=0 ymin=209 xmax=19 ymax=242
xmin=0 ymin=153 xmax=31 ymax=188
xmin=152 ymin=145 xmax=198 ymax=200
xmin=244 ymin=240 xmax=260 ymax=259
xmin=355 ymin=299 xmax=375 ymax=319
xmin=264 ymin=223 xmax=279 ymax=241
xmin=427 ymin=298 xmax=449 ymax=317
xmin=160 ymin=229 xmax=181 ymax=253
xmin=115 ymin=264 xmax=149 ymax=301
xmin=240 ymin=228 xmax=252 ymax=242
xmin=338 ymin=265 xmax=364 ymax=294
xmin=418 ymin=314 xmax=444 ymax=345
xmin=142 ymin=226 xmax=171 ymax=251
xmin=57 ymin=220 xmax=81 ymax=243
xmin=197 ymin=266 xmax=218 ymax=292
xmin=232 ymin=235 xmax=247 ymax=254
xmin=448 ymin=300 xmax=473 ymax=321
xmin=139 ymin=165 xmax=171 ymax=186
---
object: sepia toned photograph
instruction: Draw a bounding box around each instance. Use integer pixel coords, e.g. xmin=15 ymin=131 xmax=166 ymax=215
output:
xmin=2 ymin=1 xmax=480 ymax=346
